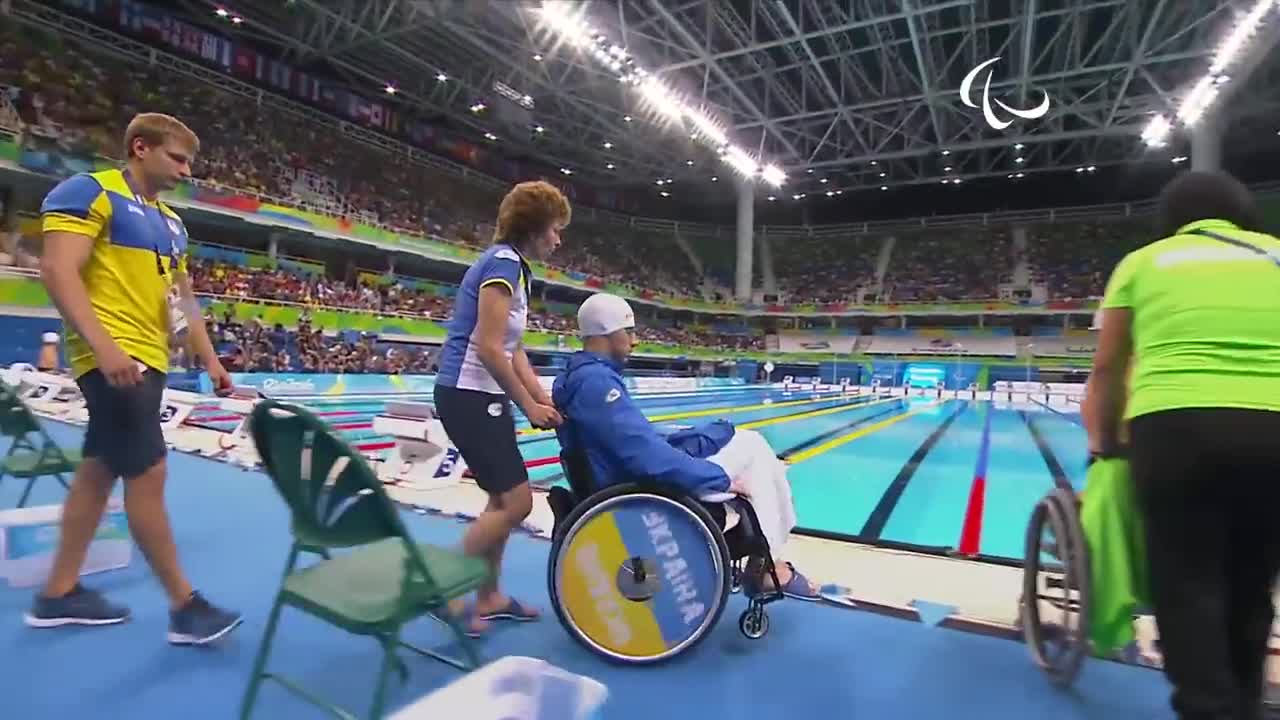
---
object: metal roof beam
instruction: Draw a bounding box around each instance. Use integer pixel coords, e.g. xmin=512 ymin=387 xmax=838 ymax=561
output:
xmin=735 ymin=48 xmax=1211 ymax=129
xmin=794 ymin=127 xmax=1137 ymax=171
xmin=901 ymin=0 xmax=943 ymax=146
xmin=645 ymin=0 xmax=805 ymax=163
xmin=654 ymin=0 xmax=972 ymax=73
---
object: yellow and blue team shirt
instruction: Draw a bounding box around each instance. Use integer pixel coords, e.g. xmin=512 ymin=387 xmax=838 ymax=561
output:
xmin=436 ymin=243 xmax=532 ymax=393
xmin=41 ymin=168 xmax=190 ymax=378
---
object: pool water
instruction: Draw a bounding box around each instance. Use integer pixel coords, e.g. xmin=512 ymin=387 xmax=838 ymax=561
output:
xmin=189 ymin=385 xmax=1087 ymax=561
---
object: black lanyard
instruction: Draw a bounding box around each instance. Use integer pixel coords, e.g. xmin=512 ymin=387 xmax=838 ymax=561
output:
xmin=1189 ymin=228 xmax=1280 ymax=269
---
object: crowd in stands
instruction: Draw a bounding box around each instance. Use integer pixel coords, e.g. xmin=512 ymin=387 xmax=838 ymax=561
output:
xmin=884 ymin=228 xmax=1013 ymax=302
xmin=1025 ymin=219 xmax=1148 ymax=298
xmin=198 ymin=309 xmax=437 ymax=375
xmin=182 ymin=259 xmax=764 ymax=363
xmin=0 ymin=22 xmax=1157 ymax=313
xmin=0 ymin=25 xmax=706 ymax=298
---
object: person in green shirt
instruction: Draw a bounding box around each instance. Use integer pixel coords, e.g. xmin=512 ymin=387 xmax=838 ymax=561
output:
xmin=1087 ymin=170 xmax=1280 ymax=720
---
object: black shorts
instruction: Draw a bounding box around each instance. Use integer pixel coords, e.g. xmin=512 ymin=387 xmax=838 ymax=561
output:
xmin=76 ymin=366 xmax=168 ymax=479
xmin=433 ymin=383 xmax=528 ymax=495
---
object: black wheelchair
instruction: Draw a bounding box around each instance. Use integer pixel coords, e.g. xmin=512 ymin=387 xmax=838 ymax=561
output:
xmin=545 ymin=450 xmax=784 ymax=665
xmin=1019 ymin=486 xmax=1093 ymax=686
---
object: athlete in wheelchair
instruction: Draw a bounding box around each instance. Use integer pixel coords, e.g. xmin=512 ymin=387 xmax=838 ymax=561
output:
xmin=544 ymin=293 xmax=818 ymax=664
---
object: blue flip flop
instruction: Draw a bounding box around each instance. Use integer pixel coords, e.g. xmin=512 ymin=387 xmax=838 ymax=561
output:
xmin=454 ymin=603 xmax=487 ymax=639
xmin=479 ymin=597 xmax=540 ymax=623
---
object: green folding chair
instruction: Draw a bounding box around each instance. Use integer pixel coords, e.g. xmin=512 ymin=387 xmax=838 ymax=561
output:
xmin=240 ymin=399 xmax=491 ymax=720
xmin=0 ymin=381 xmax=77 ymax=508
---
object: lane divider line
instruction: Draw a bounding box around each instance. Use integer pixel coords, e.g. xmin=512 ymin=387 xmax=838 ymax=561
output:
xmin=861 ymin=401 xmax=969 ymax=539
xmin=957 ymin=402 xmax=994 ymax=556
xmin=515 ymin=391 xmax=872 ymax=440
xmin=518 ymin=396 xmax=899 ymax=468
xmin=774 ymin=402 xmax=909 ymax=459
xmin=785 ymin=400 xmax=945 ymax=464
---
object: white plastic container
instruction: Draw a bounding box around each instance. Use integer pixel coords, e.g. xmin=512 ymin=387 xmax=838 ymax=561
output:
xmin=388 ymin=656 xmax=608 ymax=720
xmin=0 ymin=497 xmax=132 ymax=587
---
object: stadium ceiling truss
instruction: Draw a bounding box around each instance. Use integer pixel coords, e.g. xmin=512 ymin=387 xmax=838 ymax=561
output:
xmin=44 ymin=0 xmax=1280 ymax=197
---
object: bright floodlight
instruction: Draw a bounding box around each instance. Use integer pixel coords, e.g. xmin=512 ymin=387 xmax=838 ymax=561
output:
xmin=1142 ymin=114 xmax=1172 ymax=147
xmin=724 ymin=147 xmax=758 ymax=178
xmin=638 ymin=77 xmax=683 ymax=121
xmin=1177 ymin=76 xmax=1219 ymax=126
xmin=760 ymin=165 xmax=785 ymax=187
xmin=1210 ymin=0 xmax=1278 ymax=75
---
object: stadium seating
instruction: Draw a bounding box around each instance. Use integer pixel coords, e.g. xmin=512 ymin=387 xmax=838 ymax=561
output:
xmin=863 ymin=328 xmax=1018 ymax=358
xmin=0 ymin=22 xmax=1152 ymax=310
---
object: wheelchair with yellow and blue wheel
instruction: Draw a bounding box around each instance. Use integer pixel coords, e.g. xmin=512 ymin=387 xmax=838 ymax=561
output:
xmin=545 ymin=450 xmax=784 ymax=665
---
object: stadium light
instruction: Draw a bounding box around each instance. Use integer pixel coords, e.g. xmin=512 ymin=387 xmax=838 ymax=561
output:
xmin=880 ymin=186 xmax=888 ymax=191
xmin=1142 ymin=114 xmax=1172 ymax=147
xmin=533 ymin=53 xmax=543 ymax=61
xmin=711 ymin=176 xmax=719 ymax=182
xmin=538 ymin=0 xmax=783 ymax=187
xmin=384 ymin=84 xmax=397 ymax=95
xmin=1144 ymin=0 xmax=1277 ymax=144
xmin=767 ymin=195 xmax=777 ymax=201
xmin=724 ymin=146 xmax=758 ymax=178
xmin=560 ymin=167 xmax=573 ymax=175
xmin=659 ymin=191 xmax=671 ymax=197
xmin=602 ymin=141 xmax=613 ymax=148
xmin=941 ymin=149 xmax=951 ymax=156
xmin=483 ymin=132 xmax=497 ymax=141
xmin=606 ymin=163 xmax=615 ymax=169
xmin=1209 ymin=0 xmax=1277 ymax=75
xmin=534 ymin=125 xmax=545 ymax=133
xmin=436 ymin=72 xmax=448 ymax=82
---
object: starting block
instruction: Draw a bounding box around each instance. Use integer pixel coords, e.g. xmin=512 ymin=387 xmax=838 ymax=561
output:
xmin=370 ymin=402 xmax=467 ymax=490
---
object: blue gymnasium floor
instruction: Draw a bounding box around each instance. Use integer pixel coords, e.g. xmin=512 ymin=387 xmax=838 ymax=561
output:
xmin=0 ymin=419 xmax=1175 ymax=719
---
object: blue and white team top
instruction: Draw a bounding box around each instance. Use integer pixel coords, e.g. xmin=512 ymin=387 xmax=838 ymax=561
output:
xmin=436 ymin=243 xmax=532 ymax=394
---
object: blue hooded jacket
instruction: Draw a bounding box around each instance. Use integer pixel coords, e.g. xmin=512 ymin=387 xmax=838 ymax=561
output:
xmin=552 ymin=352 xmax=732 ymax=495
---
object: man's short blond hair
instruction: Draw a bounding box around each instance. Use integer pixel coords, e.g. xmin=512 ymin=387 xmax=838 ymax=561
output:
xmin=123 ymin=113 xmax=200 ymax=159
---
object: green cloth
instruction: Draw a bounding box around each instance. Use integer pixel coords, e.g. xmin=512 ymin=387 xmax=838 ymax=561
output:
xmin=1100 ymin=218 xmax=1280 ymax=419
xmin=1079 ymin=457 xmax=1150 ymax=655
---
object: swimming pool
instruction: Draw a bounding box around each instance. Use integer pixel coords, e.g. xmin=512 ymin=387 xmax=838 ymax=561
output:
xmin=189 ymin=384 xmax=1088 ymax=561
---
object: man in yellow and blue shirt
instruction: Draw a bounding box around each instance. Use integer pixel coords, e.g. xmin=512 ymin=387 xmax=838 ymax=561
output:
xmin=25 ymin=113 xmax=241 ymax=646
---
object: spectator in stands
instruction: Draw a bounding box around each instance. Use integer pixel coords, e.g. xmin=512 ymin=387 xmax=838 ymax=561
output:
xmin=29 ymin=113 xmax=241 ymax=645
xmin=553 ymin=294 xmax=819 ymax=600
xmin=1086 ymin=170 xmax=1280 ymax=720
xmin=433 ymin=181 xmax=570 ymax=636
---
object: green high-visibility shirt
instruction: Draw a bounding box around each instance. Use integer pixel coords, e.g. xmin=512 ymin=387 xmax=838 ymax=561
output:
xmin=1100 ymin=219 xmax=1280 ymax=420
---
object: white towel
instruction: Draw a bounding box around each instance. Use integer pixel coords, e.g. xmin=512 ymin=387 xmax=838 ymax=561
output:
xmin=705 ymin=428 xmax=798 ymax=557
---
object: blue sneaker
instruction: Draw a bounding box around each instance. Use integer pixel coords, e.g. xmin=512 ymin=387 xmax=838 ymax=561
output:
xmin=24 ymin=584 xmax=131 ymax=628
xmin=167 ymin=592 xmax=243 ymax=646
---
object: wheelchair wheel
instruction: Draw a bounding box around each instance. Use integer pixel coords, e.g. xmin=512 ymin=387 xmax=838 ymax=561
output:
xmin=739 ymin=606 xmax=769 ymax=639
xmin=548 ymin=483 xmax=732 ymax=665
xmin=1021 ymin=487 xmax=1092 ymax=686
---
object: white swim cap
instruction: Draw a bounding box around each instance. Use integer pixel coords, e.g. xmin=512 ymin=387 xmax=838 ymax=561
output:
xmin=41 ymin=332 xmax=59 ymax=343
xmin=577 ymin=293 xmax=635 ymax=337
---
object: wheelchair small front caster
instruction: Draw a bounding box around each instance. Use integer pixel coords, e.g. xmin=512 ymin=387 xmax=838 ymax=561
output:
xmin=739 ymin=607 xmax=769 ymax=639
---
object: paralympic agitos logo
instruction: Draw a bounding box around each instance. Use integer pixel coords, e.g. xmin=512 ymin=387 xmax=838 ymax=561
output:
xmin=960 ymin=57 xmax=1050 ymax=130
